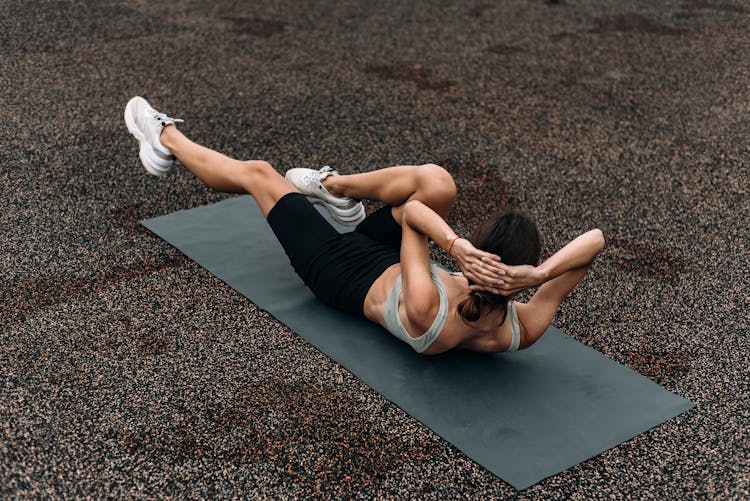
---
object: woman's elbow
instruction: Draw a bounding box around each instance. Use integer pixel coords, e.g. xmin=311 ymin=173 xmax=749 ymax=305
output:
xmin=592 ymin=228 xmax=605 ymax=253
xmin=580 ymin=229 xmax=604 ymax=268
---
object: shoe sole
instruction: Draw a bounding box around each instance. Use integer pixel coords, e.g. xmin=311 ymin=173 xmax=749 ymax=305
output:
xmin=307 ymin=197 xmax=365 ymax=226
xmin=139 ymin=144 xmax=172 ymax=176
xmin=124 ymin=97 xmax=174 ymax=176
xmin=310 ymin=197 xmax=363 ymax=218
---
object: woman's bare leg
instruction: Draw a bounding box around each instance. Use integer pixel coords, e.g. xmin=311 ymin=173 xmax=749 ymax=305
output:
xmin=160 ymin=125 xmax=297 ymax=216
xmin=322 ymin=164 xmax=457 ymax=220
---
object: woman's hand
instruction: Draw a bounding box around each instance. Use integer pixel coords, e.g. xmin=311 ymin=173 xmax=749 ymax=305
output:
xmin=489 ymin=263 xmax=545 ymax=295
xmin=450 ymin=238 xmax=505 ymax=294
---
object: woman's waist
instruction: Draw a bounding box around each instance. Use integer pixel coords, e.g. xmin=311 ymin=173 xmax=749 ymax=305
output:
xmin=363 ymin=263 xmax=401 ymax=323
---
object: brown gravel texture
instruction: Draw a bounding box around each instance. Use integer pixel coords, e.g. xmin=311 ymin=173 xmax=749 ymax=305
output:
xmin=1 ymin=0 xmax=748 ymax=499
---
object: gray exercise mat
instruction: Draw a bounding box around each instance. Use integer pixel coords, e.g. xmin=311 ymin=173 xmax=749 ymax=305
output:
xmin=141 ymin=195 xmax=693 ymax=490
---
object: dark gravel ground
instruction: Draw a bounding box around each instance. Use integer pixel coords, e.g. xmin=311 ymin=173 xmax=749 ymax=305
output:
xmin=1 ymin=0 xmax=748 ymax=498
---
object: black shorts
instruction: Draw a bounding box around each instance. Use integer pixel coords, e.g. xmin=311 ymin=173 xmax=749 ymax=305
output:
xmin=266 ymin=192 xmax=402 ymax=316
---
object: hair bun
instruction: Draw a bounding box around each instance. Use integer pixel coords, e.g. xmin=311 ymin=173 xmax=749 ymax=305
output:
xmin=457 ymin=291 xmax=483 ymax=323
xmin=457 ymin=288 xmax=509 ymax=325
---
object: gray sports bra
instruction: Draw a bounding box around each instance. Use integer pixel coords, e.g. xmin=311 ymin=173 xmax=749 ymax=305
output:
xmin=506 ymin=301 xmax=521 ymax=352
xmin=383 ymin=265 xmax=522 ymax=353
xmin=384 ymin=265 xmax=449 ymax=353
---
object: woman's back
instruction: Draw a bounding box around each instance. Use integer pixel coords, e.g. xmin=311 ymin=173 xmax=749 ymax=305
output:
xmin=363 ymin=265 xmax=523 ymax=355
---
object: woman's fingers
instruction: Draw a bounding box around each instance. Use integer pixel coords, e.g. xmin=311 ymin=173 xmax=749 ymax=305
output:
xmin=461 ymin=249 xmax=507 ymax=295
xmin=470 ymin=262 xmax=503 ymax=286
xmin=464 ymin=267 xmax=491 ymax=285
xmin=469 ymin=284 xmax=501 ymax=294
xmin=468 ymin=284 xmax=501 ymax=295
xmin=492 ymin=261 xmax=514 ymax=276
xmin=478 ymin=259 xmax=505 ymax=276
xmin=470 ymin=262 xmax=493 ymax=280
xmin=472 ymin=283 xmax=518 ymax=294
xmin=464 ymin=271 xmax=491 ymax=291
xmin=480 ymin=254 xmax=503 ymax=265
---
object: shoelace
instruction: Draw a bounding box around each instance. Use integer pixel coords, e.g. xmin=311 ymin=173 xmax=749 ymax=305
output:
xmin=147 ymin=106 xmax=184 ymax=125
xmin=304 ymin=165 xmax=336 ymax=186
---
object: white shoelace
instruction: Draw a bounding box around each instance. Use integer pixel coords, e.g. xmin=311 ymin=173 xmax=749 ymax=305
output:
xmin=304 ymin=166 xmax=336 ymax=187
xmin=147 ymin=106 xmax=184 ymax=125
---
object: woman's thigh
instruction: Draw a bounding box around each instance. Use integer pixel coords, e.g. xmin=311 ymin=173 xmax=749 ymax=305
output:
xmin=266 ymin=192 xmax=340 ymax=278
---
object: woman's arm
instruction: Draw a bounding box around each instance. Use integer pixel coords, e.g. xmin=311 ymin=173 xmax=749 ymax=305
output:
xmin=399 ymin=201 xmax=441 ymax=331
xmin=400 ymin=200 xmax=505 ymax=292
xmin=511 ymin=229 xmax=605 ymax=348
xmin=536 ymin=229 xmax=605 ymax=282
xmin=492 ymin=229 xmax=605 ymax=295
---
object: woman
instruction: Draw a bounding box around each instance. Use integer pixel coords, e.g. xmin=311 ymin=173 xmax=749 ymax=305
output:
xmin=124 ymin=96 xmax=605 ymax=355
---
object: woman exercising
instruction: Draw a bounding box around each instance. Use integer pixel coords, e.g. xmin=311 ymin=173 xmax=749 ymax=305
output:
xmin=124 ymin=96 xmax=604 ymax=355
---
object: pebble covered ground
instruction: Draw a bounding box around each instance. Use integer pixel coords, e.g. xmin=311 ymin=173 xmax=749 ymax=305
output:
xmin=1 ymin=0 xmax=748 ymax=498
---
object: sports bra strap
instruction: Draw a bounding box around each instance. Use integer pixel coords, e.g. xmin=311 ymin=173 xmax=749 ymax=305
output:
xmin=506 ymin=301 xmax=521 ymax=352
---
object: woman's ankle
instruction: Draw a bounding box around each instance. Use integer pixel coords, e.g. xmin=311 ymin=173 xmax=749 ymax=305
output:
xmin=323 ymin=176 xmax=347 ymax=198
xmin=160 ymin=124 xmax=177 ymax=150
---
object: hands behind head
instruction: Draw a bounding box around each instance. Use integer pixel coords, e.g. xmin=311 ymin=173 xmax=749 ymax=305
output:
xmin=451 ymin=238 xmax=542 ymax=296
xmin=450 ymin=238 xmax=504 ymax=294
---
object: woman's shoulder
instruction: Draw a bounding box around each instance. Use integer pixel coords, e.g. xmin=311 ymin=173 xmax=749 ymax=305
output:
xmin=511 ymin=300 xmax=550 ymax=350
xmin=432 ymin=265 xmax=468 ymax=287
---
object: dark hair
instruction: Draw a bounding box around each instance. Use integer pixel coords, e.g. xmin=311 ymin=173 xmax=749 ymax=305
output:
xmin=456 ymin=210 xmax=541 ymax=325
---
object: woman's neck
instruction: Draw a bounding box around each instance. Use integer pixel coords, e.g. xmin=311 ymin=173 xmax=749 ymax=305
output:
xmin=474 ymin=306 xmax=507 ymax=333
xmin=444 ymin=272 xmax=508 ymax=335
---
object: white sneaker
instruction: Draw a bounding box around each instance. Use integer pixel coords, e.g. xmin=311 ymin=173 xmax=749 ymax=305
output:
xmin=124 ymin=96 xmax=183 ymax=176
xmin=285 ymin=166 xmax=366 ymax=226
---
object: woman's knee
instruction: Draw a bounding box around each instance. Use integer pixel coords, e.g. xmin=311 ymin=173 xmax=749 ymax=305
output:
xmin=416 ymin=163 xmax=457 ymax=206
xmin=240 ymin=160 xmax=275 ymax=181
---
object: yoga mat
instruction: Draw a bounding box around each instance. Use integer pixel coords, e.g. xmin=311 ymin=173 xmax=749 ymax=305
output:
xmin=141 ymin=196 xmax=693 ymax=490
